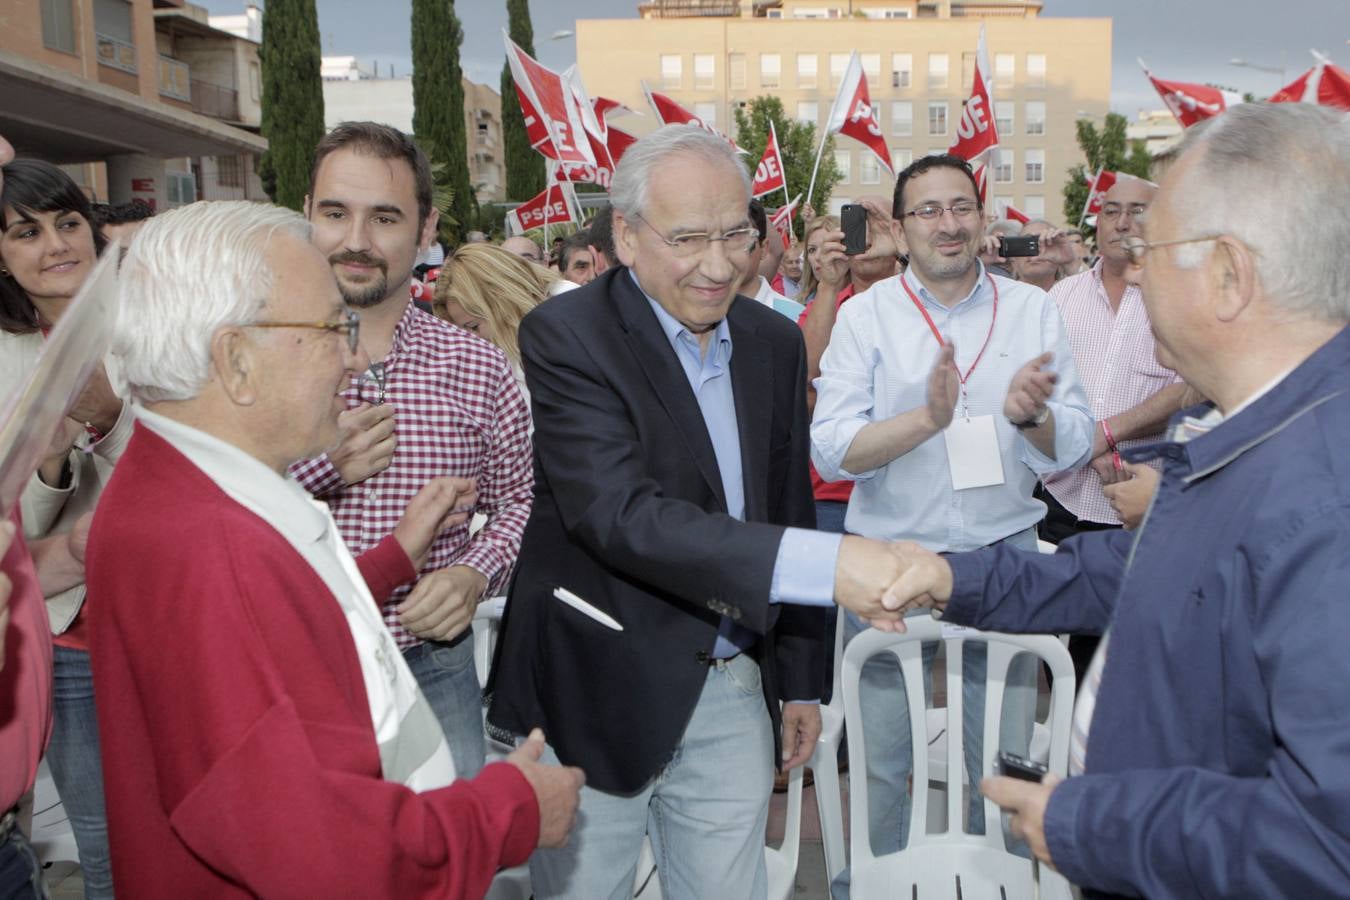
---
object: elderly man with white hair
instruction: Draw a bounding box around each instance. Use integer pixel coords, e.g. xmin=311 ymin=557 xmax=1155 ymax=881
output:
xmin=488 ymin=124 xmax=916 ymax=900
xmin=875 ymin=102 xmax=1350 ymax=898
xmin=84 ymin=201 xmax=583 ymax=899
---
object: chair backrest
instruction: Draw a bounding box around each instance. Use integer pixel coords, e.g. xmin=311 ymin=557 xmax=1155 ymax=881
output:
xmin=842 ymin=618 xmax=1075 ymax=891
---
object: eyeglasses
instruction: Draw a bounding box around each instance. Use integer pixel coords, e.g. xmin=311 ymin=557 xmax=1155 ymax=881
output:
xmin=1100 ymin=203 xmax=1148 ymax=221
xmin=357 ymin=361 xmax=388 ymax=405
xmin=246 ymin=309 xmax=360 ymax=354
xmin=1121 ymin=234 xmax=1222 ymax=266
xmin=634 ymin=214 xmax=760 ymax=259
xmin=903 ymin=201 xmax=982 ymax=222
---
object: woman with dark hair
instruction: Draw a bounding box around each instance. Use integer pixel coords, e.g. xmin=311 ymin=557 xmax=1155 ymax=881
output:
xmin=0 ymin=157 xmax=125 ymax=899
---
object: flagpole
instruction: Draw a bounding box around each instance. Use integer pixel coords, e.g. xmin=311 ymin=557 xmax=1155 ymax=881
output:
xmin=807 ymin=52 xmax=855 ymax=209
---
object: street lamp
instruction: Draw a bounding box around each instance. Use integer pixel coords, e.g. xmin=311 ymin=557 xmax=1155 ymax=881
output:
xmin=549 ymin=29 xmax=575 ymax=41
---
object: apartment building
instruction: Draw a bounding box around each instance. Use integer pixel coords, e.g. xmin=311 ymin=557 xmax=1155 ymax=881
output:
xmin=0 ymin=0 xmax=266 ymax=207
xmin=320 ymin=59 xmax=506 ymax=205
xmin=578 ymin=0 xmax=1111 ymax=220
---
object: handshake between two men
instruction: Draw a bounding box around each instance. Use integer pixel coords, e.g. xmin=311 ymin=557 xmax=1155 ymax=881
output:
xmin=833 ymin=537 xmax=951 ymax=632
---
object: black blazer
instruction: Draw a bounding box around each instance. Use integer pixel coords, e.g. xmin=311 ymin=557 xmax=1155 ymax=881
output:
xmin=487 ymin=266 xmax=828 ymax=794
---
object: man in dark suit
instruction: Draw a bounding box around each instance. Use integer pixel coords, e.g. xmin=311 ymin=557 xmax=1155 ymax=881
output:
xmin=488 ymin=125 xmax=911 ymax=900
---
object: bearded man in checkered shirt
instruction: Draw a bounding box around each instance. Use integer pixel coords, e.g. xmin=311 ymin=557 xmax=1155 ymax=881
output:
xmin=291 ymin=123 xmax=533 ymax=778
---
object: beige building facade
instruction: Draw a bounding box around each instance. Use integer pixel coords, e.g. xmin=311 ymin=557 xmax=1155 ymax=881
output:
xmin=321 ymin=60 xmax=506 ymax=205
xmin=578 ymin=0 xmax=1111 ymax=222
xmin=0 ymin=0 xmax=266 ymax=207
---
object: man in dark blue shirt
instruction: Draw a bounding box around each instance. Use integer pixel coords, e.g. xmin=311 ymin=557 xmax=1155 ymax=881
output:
xmin=875 ymin=101 xmax=1350 ymax=898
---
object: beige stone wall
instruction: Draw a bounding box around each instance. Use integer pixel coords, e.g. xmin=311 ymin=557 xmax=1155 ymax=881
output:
xmin=577 ymin=12 xmax=1109 ymax=221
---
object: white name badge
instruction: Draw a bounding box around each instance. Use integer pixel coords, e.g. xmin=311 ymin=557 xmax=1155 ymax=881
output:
xmin=943 ymin=415 xmax=1006 ymax=491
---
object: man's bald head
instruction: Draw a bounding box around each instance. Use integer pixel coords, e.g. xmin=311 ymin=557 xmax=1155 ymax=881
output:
xmin=500 ymin=235 xmax=544 ymax=264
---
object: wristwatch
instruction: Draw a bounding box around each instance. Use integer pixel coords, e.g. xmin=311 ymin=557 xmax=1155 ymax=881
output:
xmin=1013 ymin=406 xmax=1050 ymax=429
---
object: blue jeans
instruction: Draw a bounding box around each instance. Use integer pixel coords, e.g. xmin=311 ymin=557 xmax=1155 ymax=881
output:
xmin=0 ymin=824 xmax=46 ymax=900
xmin=530 ymin=654 xmax=774 ymax=900
xmin=402 ymin=637 xmax=485 ymax=779
xmin=47 ymin=646 xmax=112 ymax=899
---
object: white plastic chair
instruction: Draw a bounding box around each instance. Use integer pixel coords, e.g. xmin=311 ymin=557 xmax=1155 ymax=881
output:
xmin=842 ymin=619 xmax=1076 ymax=900
xmin=811 ymin=609 xmax=849 ymax=885
xmin=29 ymin=758 xmax=80 ymax=867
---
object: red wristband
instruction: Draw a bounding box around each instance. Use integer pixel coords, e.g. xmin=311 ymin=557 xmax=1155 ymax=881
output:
xmin=1101 ymin=420 xmax=1123 ymax=471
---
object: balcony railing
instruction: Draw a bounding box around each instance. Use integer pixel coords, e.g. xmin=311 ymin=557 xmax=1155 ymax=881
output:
xmin=96 ymin=33 xmax=138 ymax=74
xmin=190 ymin=78 xmax=239 ymax=121
xmin=158 ymin=55 xmax=191 ymax=102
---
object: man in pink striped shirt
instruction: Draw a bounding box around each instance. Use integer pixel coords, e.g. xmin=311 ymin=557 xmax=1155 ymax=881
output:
xmin=1038 ymin=175 xmax=1193 ymax=681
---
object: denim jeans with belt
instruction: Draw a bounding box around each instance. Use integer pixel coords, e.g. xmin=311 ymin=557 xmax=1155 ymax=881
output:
xmin=47 ymin=645 xmax=113 ymax=899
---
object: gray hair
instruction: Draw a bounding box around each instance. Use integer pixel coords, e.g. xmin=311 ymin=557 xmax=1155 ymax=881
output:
xmin=114 ymin=201 xmax=311 ymax=403
xmin=1168 ymin=103 xmax=1350 ymax=322
xmin=985 ymin=219 xmax=1022 ymax=237
xmin=610 ymin=124 xmax=750 ymax=218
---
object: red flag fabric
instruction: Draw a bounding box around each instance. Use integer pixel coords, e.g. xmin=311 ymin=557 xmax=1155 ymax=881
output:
xmin=1140 ymin=60 xmax=1241 ymax=128
xmin=949 ymin=26 xmax=999 ymax=162
xmin=824 ymin=52 xmax=892 ymax=174
xmin=644 ymin=85 xmax=742 ymax=150
xmin=1004 ymin=205 xmax=1030 ymax=225
xmin=506 ymin=183 xmax=575 ymax=235
xmin=504 ymin=33 xmax=595 ymax=165
xmin=751 ymin=122 xmax=787 ymax=198
xmin=770 ymin=194 xmax=801 ymax=250
xmin=972 ymin=163 xmax=989 ymax=207
xmin=593 ymin=96 xmax=638 ymax=121
xmin=550 ymin=125 xmax=636 ymax=190
xmin=1270 ymin=59 xmax=1350 ymax=111
xmin=1083 ymin=168 xmax=1117 ymax=217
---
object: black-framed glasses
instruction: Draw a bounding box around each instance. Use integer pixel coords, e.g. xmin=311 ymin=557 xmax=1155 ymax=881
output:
xmin=634 ymin=214 xmax=760 ymax=259
xmin=1121 ymin=234 xmax=1222 ymax=266
xmin=1100 ymin=202 xmax=1148 ymax=221
xmin=903 ymin=201 xmax=981 ymax=221
xmin=246 ymin=309 xmax=360 ymax=354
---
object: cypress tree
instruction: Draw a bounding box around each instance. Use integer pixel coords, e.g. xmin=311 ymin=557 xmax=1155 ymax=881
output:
xmin=412 ymin=0 xmax=475 ymax=241
xmin=500 ymin=0 xmax=545 ymax=201
xmin=258 ymin=0 xmax=325 ymax=211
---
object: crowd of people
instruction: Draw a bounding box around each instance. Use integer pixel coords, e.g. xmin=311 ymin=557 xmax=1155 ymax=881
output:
xmin=0 ymin=98 xmax=1348 ymax=900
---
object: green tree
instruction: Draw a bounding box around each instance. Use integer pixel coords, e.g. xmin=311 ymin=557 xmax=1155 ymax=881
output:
xmin=733 ymin=96 xmax=841 ymax=240
xmin=500 ymin=0 xmax=545 ymax=201
xmin=258 ymin=0 xmax=325 ymax=210
xmin=412 ymin=0 xmax=475 ymax=242
xmin=1062 ymin=112 xmax=1152 ymax=232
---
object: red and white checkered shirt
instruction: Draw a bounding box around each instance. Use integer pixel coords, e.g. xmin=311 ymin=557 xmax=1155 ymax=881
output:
xmin=291 ymin=301 xmax=533 ymax=649
xmin=1042 ymin=261 xmax=1181 ymax=524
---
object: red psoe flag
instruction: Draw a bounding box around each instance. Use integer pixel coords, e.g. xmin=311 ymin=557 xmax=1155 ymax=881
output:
xmin=504 ymin=32 xmax=596 ymax=166
xmin=751 ymin=121 xmax=787 ymax=198
xmin=1139 ymin=59 xmax=1242 ymax=128
xmin=824 ymin=52 xmax=893 ymax=175
xmin=1004 ymin=204 xmax=1030 ymax=224
xmin=1079 ymin=167 xmax=1117 ymax=221
xmin=949 ymin=26 xmax=999 ymax=161
xmin=643 ymin=84 xmax=743 ymax=150
xmin=971 ymin=163 xmax=989 ymax=206
xmin=770 ymin=194 xmax=802 ymax=250
xmin=506 ymin=182 xmax=576 ymax=235
xmin=1270 ymin=55 xmax=1350 ymax=111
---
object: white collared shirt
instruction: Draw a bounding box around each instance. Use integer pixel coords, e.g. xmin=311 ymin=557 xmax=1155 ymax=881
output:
xmin=138 ymin=408 xmax=456 ymax=791
xmin=811 ymin=264 xmax=1094 ymax=551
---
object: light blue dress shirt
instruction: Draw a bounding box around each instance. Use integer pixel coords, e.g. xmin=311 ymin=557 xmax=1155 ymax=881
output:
xmin=810 ymin=265 xmax=1093 ymax=551
xmin=635 ymin=275 xmax=841 ymax=659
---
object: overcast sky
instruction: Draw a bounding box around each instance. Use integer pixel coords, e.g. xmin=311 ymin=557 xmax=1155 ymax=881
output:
xmin=199 ymin=0 xmax=1348 ymax=117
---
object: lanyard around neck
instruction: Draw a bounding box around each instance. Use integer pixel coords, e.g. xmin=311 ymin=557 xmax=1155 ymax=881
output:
xmin=901 ymin=273 xmax=999 ymax=418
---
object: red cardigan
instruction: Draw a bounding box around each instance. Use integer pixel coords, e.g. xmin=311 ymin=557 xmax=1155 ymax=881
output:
xmin=87 ymin=425 xmax=538 ymax=899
